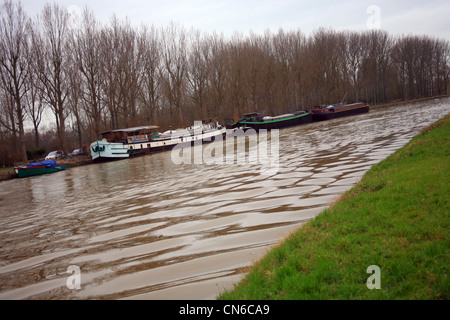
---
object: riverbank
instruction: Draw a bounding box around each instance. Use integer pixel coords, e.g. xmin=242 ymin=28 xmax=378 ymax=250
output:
xmin=0 ymin=155 xmax=93 ymax=181
xmin=219 ymin=113 xmax=449 ymax=300
xmin=369 ymin=94 xmax=450 ymax=110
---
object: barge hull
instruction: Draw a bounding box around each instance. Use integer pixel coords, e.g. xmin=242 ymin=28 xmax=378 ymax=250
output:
xmin=233 ymin=113 xmax=312 ymax=130
xmin=312 ymin=105 xmax=369 ymax=121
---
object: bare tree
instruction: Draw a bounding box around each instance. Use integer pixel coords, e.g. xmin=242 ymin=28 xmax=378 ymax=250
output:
xmin=0 ymin=88 xmax=18 ymax=158
xmin=101 ymin=16 xmax=143 ymax=129
xmin=438 ymin=40 xmax=450 ymax=95
xmin=345 ymin=31 xmax=366 ymax=102
xmin=67 ymin=60 xmax=84 ymax=148
xmin=187 ymin=29 xmax=211 ymax=120
xmin=227 ymin=33 xmax=247 ymax=119
xmin=25 ymin=43 xmax=45 ymax=148
xmin=34 ymin=3 xmax=71 ymax=152
xmin=99 ymin=20 xmax=120 ymax=129
xmin=207 ymin=33 xmax=228 ymax=120
xmin=160 ymin=22 xmax=188 ymax=125
xmin=72 ymin=7 xmax=104 ymax=139
xmin=308 ymin=28 xmax=340 ymax=104
xmin=0 ymin=0 xmax=31 ymax=162
xmin=137 ymin=24 xmax=161 ymax=125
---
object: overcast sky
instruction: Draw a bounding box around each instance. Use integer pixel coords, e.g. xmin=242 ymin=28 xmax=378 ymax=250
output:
xmin=18 ymin=0 xmax=450 ymax=39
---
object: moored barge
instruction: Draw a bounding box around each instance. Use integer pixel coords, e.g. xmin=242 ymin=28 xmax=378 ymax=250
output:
xmin=90 ymin=121 xmax=226 ymax=162
xmin=231 ymin=110 xmax=312 ymax=130
xmin=311 ymin=102 xmax=369 ymax=121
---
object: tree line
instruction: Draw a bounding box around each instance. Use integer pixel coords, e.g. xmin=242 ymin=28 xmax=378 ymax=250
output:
xmin=1 ymin=0 xmax=449 ymax=165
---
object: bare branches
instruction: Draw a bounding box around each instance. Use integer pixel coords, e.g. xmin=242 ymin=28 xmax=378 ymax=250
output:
xmin=160 ymin=22 xmax=188 ymax=124
xmin=137 ymin=24 xmax=161 ymax=125
xmin=34 ymin=2 xmax=71 ymax=151
xmin=71 ymin=7 xmax=103 ymax=138
xmin=0 ymin=0 xmax=31 ymax=162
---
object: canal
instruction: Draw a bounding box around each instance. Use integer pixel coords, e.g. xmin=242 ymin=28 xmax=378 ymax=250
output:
xmin=0 ymin=98 xmax=449 ymax=299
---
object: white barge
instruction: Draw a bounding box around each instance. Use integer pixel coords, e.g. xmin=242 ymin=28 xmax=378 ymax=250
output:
xmin=90 ymin=122 xmax=226 ymax=162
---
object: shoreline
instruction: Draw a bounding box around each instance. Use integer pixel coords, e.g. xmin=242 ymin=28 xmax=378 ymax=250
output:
xmin=369 ymin=94 xmax=450 ymax=110
xmin=1 ymin=94 xmax=449 ymax=182
xmin=219 ymin=113 xmax=449 ymax=300
xmin=0 ymin=156 xmax=94 ymax=182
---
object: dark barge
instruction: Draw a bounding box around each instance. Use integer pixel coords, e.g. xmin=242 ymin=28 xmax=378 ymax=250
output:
xmin=231 ymin=110 xmax=312 ymax=130
xmin=311 ymin=102 xmax=369 ymax=121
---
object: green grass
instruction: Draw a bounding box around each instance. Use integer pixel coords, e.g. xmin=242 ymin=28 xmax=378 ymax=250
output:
xmin=219 ymin=114 xmax=450 ymax=300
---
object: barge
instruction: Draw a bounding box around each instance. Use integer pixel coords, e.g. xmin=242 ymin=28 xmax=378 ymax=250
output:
xmin=311 ymin=102 xmax=369 ymax=121
xmin=231 ymin=110 xmax=312 ymax=130
xmin=90 ymin=121 xmax=226 ymax=162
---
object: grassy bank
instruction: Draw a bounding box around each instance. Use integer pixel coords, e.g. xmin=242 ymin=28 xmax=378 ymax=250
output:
xmin=219 ymin=113 xmax=450 ymax=300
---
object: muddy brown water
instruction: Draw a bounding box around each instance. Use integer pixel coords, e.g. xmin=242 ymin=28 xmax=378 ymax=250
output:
xmin=0 ymin=98 xmax=449 ymax=299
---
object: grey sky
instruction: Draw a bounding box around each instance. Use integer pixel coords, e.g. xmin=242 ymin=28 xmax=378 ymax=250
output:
xmin=18 ymin=0 xmax=450 ymax=39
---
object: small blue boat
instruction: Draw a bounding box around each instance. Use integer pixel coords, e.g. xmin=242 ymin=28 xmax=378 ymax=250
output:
xmin=14 ymin=160 xmax=68 ymax=178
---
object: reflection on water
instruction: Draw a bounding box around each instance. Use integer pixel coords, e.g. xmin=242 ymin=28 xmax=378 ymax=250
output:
xmin=0 ymin=98 xmax=449 ymax=299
